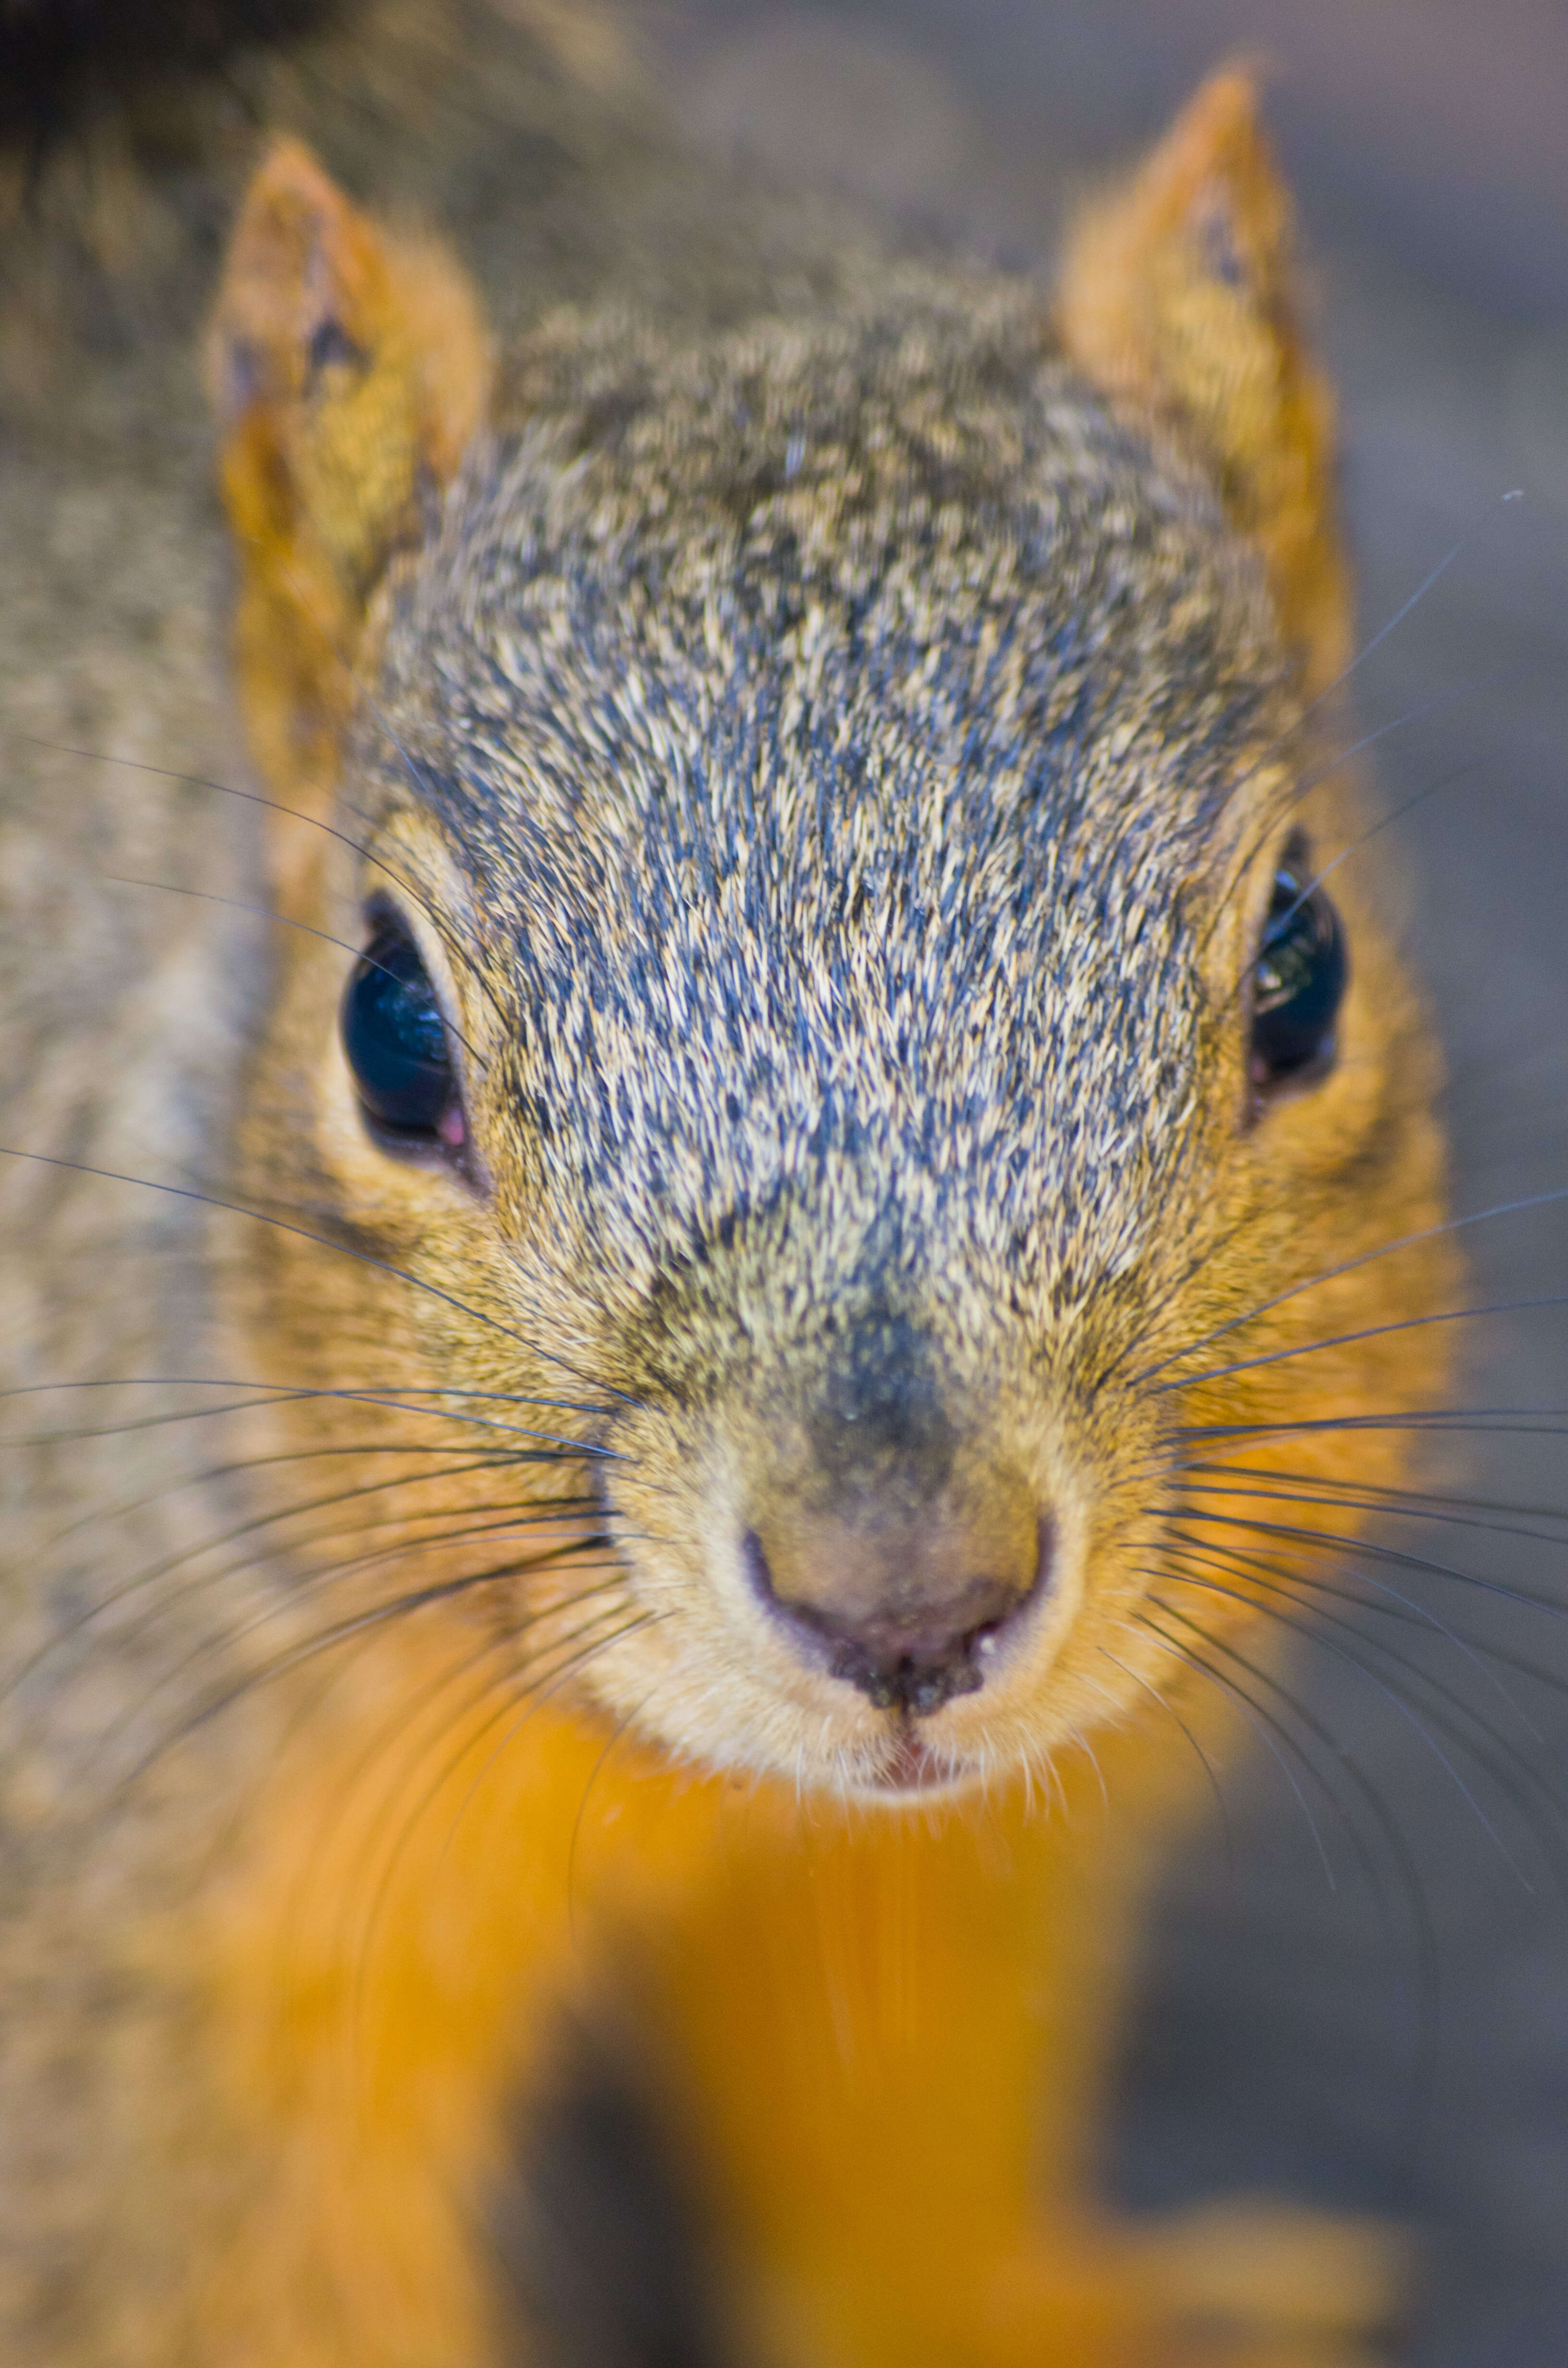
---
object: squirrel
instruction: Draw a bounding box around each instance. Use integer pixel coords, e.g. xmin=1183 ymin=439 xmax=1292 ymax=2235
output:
xmin=0 ymin=4 xmax=1463 ymax=2363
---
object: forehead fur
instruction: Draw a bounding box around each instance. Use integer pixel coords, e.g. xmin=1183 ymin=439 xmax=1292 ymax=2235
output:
xmin=364 ymin=265 xmax=1293 ymax=1320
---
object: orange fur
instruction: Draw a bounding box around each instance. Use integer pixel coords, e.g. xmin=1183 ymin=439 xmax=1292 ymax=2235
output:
xmin=194 ymin=1591 xmax=1189 ymax=2366
xmin=197 ymin=1619 xmax=728 ymax=2364
xmin=209 ymin=138 xmax=490 ymax=906
xmin=1059 ymin=71 xmax=1351 ymax=698
xmin=197 ymin=1628 xmax=1411 ymax=2363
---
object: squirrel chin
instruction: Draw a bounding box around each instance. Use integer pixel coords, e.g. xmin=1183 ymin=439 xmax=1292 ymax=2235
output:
xmin=858 ymin=1731 xmax=972 ymax=1801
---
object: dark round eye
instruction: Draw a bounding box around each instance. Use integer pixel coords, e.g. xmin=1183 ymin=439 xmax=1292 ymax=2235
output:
xmin=341 ymin=914 xmax=456 ymax=1141
xmin=1250 ymin=867 xmax=1347 ymax=1092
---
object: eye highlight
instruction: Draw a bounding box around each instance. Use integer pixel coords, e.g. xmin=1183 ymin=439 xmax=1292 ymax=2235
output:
xmin=341 ymin=912 xmax=462 ymax=1149
xmin=1249 ymin=864 xmax=1347 ymax=1094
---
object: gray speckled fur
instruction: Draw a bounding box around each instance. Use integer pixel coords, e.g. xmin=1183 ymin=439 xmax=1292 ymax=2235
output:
xmin=369 ymin=283 xmax=1285 ymax=1356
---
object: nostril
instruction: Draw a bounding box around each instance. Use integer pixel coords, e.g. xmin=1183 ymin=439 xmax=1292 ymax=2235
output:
xmin=744 ymin=1515 xmax=1052 ymax=1718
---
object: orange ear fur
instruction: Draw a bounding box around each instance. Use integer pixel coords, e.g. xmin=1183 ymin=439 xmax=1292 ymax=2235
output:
xmin=1058 ymin=70 xmax=1349 ymax=698
xmin=209 ymin=138 xmax=491 ymax=904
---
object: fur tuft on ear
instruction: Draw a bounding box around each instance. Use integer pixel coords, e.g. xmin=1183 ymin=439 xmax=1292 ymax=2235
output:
xmin=209 ymin=138 xmax=491 ymax=904
xmin=1058 ymin=70 xmax=1349 ymax=698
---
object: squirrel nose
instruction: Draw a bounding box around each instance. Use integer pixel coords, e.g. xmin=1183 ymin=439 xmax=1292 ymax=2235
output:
xmin=743 ymin=1494 xmax=1050 ymax=1718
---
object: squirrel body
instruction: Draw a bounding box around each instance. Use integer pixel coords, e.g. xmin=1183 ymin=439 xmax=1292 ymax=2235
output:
xmin=0 ymin=8 xmax=1457 ymax=2362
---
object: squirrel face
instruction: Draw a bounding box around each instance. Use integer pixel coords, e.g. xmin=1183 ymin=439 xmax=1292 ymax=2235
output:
xmin=215 ymin=92 xmax=1453 ymax=1800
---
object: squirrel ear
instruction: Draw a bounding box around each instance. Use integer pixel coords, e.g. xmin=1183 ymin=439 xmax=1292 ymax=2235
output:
xmin=1058 ymin=70 xmax=1348 ymax=698
xmin=209 ymin=139 xmax=491 ymax=903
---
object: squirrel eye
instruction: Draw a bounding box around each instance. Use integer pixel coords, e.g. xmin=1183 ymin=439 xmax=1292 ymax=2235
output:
xmin=1249 ymin=867 xmax=1347 ymax=1093
xmin=341 ymin=914 xmax=458 ymax=1143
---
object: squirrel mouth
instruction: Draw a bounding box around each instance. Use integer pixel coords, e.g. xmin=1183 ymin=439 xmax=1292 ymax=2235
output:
xmin=870 ymin=1726 xmax=965 ymax=1795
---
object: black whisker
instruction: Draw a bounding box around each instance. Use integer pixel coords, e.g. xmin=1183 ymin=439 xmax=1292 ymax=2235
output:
xmin=41 ymin=1432 xmax=523 ymax=1527
xmin=346 ymin=1608 xmax=662 ymax=2032
xmin=1201 ymin=550 xmax=1526 ymax=959
xmin=1171 ymin=1472 xmax=1568 ymax=1591
xmin=0 ymin=1454 xmax=571 ymax=1719
xmin=1173 ymin=516 xmax=1482 ymax=964
xmin=11 ymin=728 xmax=502 ymax=1020
xmin=1154 ymin=1291 xmax=1568 ymax=1396
xmin=1163 ymin=1555 xmax=1563 ymax=1896
xmin=1159 ymin=1514 xmax=1538 ymax=1734
xmin=1097 ymin=1642 xmax=1236 ymax=1872
xmin=1171 ymin=1460 xmax=1568 ymax=1531
xmin=100 ymin=1565 xmax=525 ymax=1805
xmin=1134 ymin=1600 xmax=1444 ymax=2158
xmin=1212 ymin=752 xmax=1484 ymax=1032
xmin=0 ymin=1375 xmax=607 ymax=1416
xmin=111 ymin=1550 xmax=635 ymax=1805
xmin=0 ymin=1143 xmax=640 ymax=1410
xmin=1131 ymin=1187 xmax=1568 ymax=1390
xmin=100 ymin=1530 xmax=621 ymax=1784
xmin=101 ymin=874 xmax=493 ymax=1073
xmin=1164 ymin=1500 xmax=1568 ymax=1634
xmin=1130 ymin=1606 xmax=1343 ymax=1890
xmin=1163 ymin=1408 xmax=1568 ymax=1448
xmin=314 ymin=1584 xmax=636 ymax=1984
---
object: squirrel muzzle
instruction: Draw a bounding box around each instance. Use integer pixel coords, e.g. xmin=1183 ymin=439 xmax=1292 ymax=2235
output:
xmin=736 ymin=1316 xmax=1047 ymax=1715
xmin=743 ymin=1493 xmax=1049 ymax=1720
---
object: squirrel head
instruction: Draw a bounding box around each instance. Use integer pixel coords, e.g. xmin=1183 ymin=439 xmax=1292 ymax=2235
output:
xmin=209 ymin=78 xmax=1450 ymax=1800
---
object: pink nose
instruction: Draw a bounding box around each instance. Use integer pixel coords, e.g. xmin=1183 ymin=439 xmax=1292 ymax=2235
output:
xmin=744 ymin=1502 xmax=1050 ymax=1718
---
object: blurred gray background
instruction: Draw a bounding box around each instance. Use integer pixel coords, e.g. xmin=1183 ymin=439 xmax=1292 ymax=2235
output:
xmin=634 ymin=6 xmax=1568 ymax=2360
